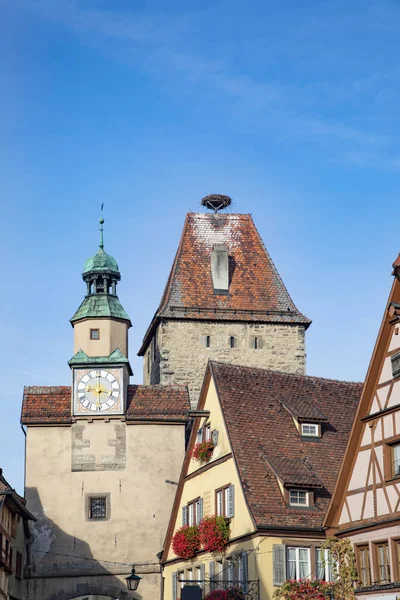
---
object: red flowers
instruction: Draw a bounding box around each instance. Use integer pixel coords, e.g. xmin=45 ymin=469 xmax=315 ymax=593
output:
xmin=172 ymin=516 xmax=230 ymax=560
xmin=171 ymin=525 xmax=201 ymax=560
xmin=192 ymin=441 xmax=215 ymax=463
xmin=199 ymin=516 xmax=230 ymax=555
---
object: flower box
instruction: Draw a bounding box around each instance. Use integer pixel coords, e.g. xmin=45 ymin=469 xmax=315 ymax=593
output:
xmin=199 ymin=515 xmax=230 ymax=555
xmin=192 ymin=441 xmax=215 ymax=463
xmin=172 ymin=525 xmax=201 ymax=560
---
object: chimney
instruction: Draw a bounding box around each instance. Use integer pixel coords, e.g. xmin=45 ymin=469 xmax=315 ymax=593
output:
xmin=211 ymin=244 xmax=229 ymax=294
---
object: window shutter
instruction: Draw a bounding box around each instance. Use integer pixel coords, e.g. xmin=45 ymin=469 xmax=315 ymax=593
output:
xmin=273 ymin=544 xmax=286 ymax=587
xmin=211 ymin=430 xmax=219 ymax=446
xmin=197 ymin=428 xmax=203 ymax=443
xmin=197 ymin=498 xmax=204 ymax=523
xmin=182 ymin=506 xmax=188 ymax=526
xmin=172 ymin=572 xmax=177 ymax=600
xmin=200 ymin=563 xmax=205 ymax=589
xmin=209 ymin=561 xmax=215 ymax=592
xmin=242 ymin=552 xmax=248 ymax=593
xmin=226 ymin=485 xmax=235 ymax=518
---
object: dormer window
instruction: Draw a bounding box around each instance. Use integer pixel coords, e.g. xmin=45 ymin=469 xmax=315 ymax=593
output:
xmin=301 ymin=423 xmax=319 ymax=438
xmin=289 ymin=489 xmax=310 ymax=507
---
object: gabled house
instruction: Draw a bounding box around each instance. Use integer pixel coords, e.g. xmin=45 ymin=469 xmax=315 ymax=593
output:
xmin=0 ymin=469 xmax=35 ymax=600
xmin=325 ymin=256 xmax=400 ymax=599
xmin=161 ymin=361 xmax=361 ymax=600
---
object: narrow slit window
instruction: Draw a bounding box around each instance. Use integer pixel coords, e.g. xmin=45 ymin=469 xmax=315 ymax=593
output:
xmin=206 ymin=335 xmax=211 ymax=348
xmin=230 ymin=336 xmax=235 ymax=348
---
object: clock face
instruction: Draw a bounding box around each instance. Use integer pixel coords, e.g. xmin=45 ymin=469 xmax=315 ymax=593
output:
xmin=76 ymin=369 xmax=120 ymax=412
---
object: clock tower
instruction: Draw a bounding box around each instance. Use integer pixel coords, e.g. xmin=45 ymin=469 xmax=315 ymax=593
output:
xmin=69 ymin=213 xmax=132 ymax=416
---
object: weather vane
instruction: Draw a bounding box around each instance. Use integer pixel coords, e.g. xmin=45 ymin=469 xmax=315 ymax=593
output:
xmin=201 ymin=194 xmax=232 ymax=213
xmin=99 ymin=204 xmax=105 ymax=250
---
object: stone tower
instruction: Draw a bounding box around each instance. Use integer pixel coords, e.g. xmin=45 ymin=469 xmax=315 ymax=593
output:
xmin=21 ymin=214 xmax=189 ymax=600
xmin=138 ymin=196 xmax=311 ymax=407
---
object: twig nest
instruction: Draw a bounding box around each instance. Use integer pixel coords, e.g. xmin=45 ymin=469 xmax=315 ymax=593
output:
xmin=201 ymin=194 xmax=232 ymax=212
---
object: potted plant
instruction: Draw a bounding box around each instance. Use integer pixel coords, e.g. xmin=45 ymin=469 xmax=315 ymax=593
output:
xmin=172 ymin=525 xmax=201 ymax=560
xmin=205 ymin=589 xmax=246 ymax=600
xmin=199 ymin=515 xmax=230 ymax=555
xmin=273 ymin=579 xmax=334 ymax=599
xmin=192 ymin=441 xmax=215 ymax=463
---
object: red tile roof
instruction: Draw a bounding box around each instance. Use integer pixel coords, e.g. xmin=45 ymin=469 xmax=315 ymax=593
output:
xmin=139 ymin=213 xmax=311 ymax=354
xmin=21 ymin=385 xmax=189 ymax=424
xmin=0 ymin=469 xmax=35 ymax=520
xmin=210 ymin=361 xmax=362 ymax=529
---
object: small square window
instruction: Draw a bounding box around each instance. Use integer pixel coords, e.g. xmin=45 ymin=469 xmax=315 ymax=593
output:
xmin=301 ymin=423 xmax=319 ymax=437
xmin=89 ymin=497 xmax=107 ymax=519
xmin=289 ymin=489 xmax=308 ymax=506
xmin=90 ymin=329 xmax=100 ymax=340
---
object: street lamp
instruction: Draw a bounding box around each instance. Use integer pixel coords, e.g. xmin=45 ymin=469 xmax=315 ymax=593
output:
xmin=125 ymin=567 xmax=142 ymax=591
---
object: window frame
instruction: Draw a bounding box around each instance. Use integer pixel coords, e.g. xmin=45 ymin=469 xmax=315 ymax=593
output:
xmin=215 ymin=485 xmax=231 ymax=517
xmin=355 ymin=544 xmax=371 ymax=587
xmin=15 ymin=551 xmax=22 ymax=580
xmin=187 ymin=497 xmax=202 ymax=526
xmin=383 ymin=437 xmax=400 ymax=481
xmin=301 ymin=423 xmax=320 ymax=438
xmin=316 ymin=548 xmax=333 ymax=582
xmin=289 ymin=489 xmax=309 ymax=507
xmin=86 ymin=493 xmax=110 ymax=521
xmin=374 ymin=541 xmax=391 ymax=585
xmin=286 ymin=546 xmax=311 ymax=580
xmin=90 ymin=328 xmax=100 ymax=340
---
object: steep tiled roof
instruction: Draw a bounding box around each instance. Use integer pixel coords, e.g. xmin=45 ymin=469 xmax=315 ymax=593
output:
xmin=210 ymin=362 xmax=362 ymax=528
xmin=21 ymin=385 xmax=189 ymax=424
xmin=139 ymin=213 xmax=310 ymax=353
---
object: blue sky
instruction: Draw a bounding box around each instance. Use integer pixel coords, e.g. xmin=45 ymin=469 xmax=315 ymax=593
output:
xmin=2 ymin=0 xmax=400 ymax=493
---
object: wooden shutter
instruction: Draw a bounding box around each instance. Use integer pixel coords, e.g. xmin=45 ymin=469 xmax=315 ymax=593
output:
xmin=211 ymin=430 xmax=219 ymax=446
xmin=197 ymin=498 xmax=204 ymax=523
xmin=242 ymin=552 xmax=248 ymax=593
xmin=182 ymin=505 xmax=188 ymax=526
xmin=209 ymin=561 xmax=215 ymax=592
xmin=226 ymin=485 xmax=235 ymax=518
xmin=200 ymin=563 xmax=205 ymax=589
xmin=273 ymin=544 xmax=286 ymax=586
xmin=172 ymin=572 xmax=177 ymax=600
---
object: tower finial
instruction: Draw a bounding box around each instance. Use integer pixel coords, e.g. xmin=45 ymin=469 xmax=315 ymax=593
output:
xmin=99 ymin=204 xmax=104 ymax=250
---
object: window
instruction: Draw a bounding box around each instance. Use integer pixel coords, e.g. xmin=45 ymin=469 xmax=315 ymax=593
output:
xmin=391 ymin=352 xmax=400 ymax=378
xmin=90 ymin=329 xmax=99 ymax=340
xmin=384 ymin=441 xmax=400 ymax=479
xmin=393 ymin=539 xmax=400 ymax=581
xmin=147 ymin=351 xmax=150 ymax=374
xmin=89 ymin=497 xmax=107 ymax=519
xmin=301 ymin=423 xmax=319 ymax=437
xmin=15 ymin=551 xmax=22 ymax=579
xmin=187 ymin=498 xmax=203 ymax=526
xmin=250 ymin=336 xmax=263 ymax=350
xmin=316 ymin=548 xmax=333 ymax=581
xmin=216 ymin=485 xmax=235 ymax=517
xmin=356 ymin=545 xmax=371 ymax=587
xmin=375 ymin=542 xmax=391 ymax=584
xmin=289 ymin=490 xmax=309 ymax=506
xmin=204 ymin=424 xmax=211 ymax=442
xmin=238 ymin=552 xmax=248 ymax=593
xmin=394 ymin=444 xmax=400 ymax=477
xmin=206 ymin=335 xmax=211 ymax=348
xmin=287 ymin=547 xmax=310 ymax=580
xmin=230 ymin=336 xmax=235 ymax=348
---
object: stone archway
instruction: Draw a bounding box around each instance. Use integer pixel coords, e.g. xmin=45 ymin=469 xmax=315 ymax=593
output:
xmin=45 ymin=583 xmax=132 ymax=600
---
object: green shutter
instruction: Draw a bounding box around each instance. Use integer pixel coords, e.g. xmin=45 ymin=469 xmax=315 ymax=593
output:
xmin=172 ymin=572 xmax=177 ymax=600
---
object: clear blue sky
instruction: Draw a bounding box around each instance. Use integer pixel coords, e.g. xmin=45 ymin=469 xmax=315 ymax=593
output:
xmin=2 ymin=0 xmax=400 ymax=493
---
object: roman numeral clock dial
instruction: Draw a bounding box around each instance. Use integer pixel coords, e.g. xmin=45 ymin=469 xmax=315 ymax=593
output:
xmin=76 ymin=370 xmax=120 ymax=413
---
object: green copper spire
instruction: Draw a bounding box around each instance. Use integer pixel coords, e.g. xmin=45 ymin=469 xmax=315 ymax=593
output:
xmin=99 ymin=203 xmax=104 ymax=250
xmin=71 ymin=207 xmax=131 ymax=325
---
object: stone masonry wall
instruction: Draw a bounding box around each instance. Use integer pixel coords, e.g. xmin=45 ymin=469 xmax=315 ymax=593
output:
xmin=144 ymin=320 xmax=306 ymax=407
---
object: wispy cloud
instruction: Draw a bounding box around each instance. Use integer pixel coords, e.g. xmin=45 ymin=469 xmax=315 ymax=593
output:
xmin=16 ymin=0 xmax=399 ymax=168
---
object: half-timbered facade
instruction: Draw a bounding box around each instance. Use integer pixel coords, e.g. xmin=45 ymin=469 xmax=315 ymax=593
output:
xmin=325 ymin=255 xmax=400 ymax=599
xmin=162 ymin=361 xmax=361 ymax=600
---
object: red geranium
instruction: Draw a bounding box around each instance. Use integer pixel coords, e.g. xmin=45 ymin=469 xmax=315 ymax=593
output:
xmin=192 ymin=441 xmax=215 ymax=463
xmin=273 ymin=579 xmax=334 ymax=600
xmin=172 ymin=525 xmax=201 ymax=560
xmin=199 ymin=515 xmax=230 ymax=555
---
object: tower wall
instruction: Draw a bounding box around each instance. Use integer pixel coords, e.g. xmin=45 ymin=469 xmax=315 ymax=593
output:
xmin=144 ymin=320 xmax=306 ymax=406
xmin=73 ymin=319 xmax=129 ymax=357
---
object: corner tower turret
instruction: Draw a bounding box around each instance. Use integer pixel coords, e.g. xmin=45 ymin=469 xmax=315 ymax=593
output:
xmin=70 ymin=211 xmax=131 ymax=360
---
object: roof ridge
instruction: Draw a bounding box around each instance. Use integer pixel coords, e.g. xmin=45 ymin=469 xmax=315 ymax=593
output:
xmin=209 ymin=360 xmax=363 ymax=385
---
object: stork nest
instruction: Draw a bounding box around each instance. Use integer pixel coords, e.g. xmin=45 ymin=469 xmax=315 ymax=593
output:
xmin=201 ymin=194 xmax=232 ymax=212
